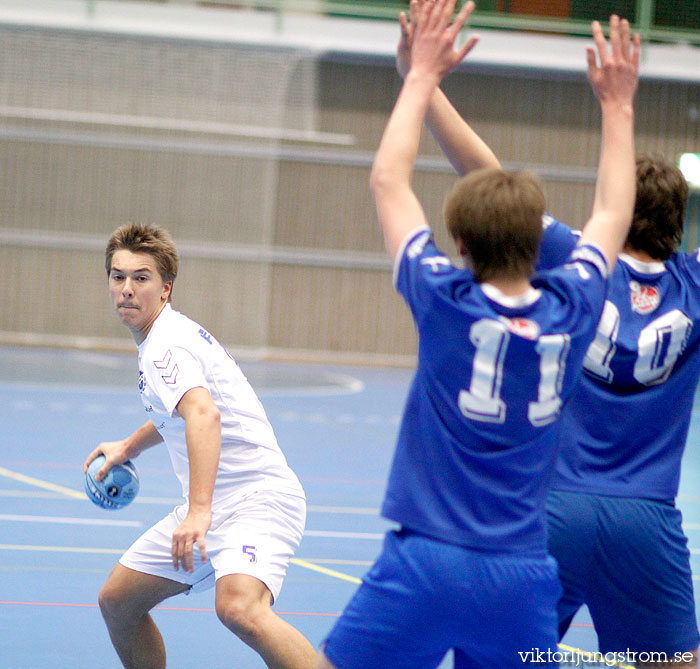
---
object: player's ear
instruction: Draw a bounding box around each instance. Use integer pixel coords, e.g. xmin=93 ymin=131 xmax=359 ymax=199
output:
xmin=454 ymin=238 xmax=468 ymax=257
xmin=162 ymin=280 xmax=173 ymax=302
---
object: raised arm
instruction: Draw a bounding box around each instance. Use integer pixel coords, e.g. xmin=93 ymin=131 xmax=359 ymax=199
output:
xmin=578 ymin=16 xmax=640 ymax=269
xmin=397 ymin=0 xmax=500 ymax=176
xmin=371 ymin=0 xmax=478 ymax=260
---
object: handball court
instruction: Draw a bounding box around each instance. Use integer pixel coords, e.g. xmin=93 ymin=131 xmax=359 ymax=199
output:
xmin=1 ymin=345 xmax=698 ymax=668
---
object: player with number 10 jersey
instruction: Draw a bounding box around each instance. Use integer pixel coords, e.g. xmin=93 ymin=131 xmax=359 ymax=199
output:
xmin=540 ymin=216 xmax=700 ymax=501
xmin=541 ymin=210 xmax=700 ymax=658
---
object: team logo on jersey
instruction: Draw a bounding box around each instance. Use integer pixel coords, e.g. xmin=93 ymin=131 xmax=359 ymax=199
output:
xmin=503 ymin=317 xmax=540 ymax=339
xmin=153 ymin=349 xmax=179 ymax=385
xmin=629 ymin=281 xmax=660 ymax=314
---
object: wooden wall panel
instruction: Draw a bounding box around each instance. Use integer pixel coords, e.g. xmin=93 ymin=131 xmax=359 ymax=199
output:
xmin=0 ymin=247 xmax=125 ymax=340
xmin=0 ymin=247 xmax=271 ymax=348
xmin=2 ymin=27 xmax=699 ymax=363
xmin=0 ymin=140 xmax=279 ymax=245
xmin=268 ymin=265 xmax=417 ymax=358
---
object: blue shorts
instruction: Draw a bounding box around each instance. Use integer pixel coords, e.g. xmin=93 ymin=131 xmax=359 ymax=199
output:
xmin=546 ymin=490 xmax=699 ymax=654
xmin=323 ymin=529 xmax=561 ymax=669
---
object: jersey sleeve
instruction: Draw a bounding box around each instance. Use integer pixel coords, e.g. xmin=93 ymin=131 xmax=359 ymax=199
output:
xmin=542 ymin=243 xmax=610 ymax=319
xmin=537 ymin=215 xmax=579 ymax=271
xmin=144 ymin=345 xmax=208 ymax=416
xmin=394 ymin=227 xmax=469 ymax=325
xmin=678 ymin=247 xmax=700 ymax=291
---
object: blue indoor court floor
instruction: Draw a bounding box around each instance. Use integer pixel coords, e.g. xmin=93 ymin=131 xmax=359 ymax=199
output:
xmin=1 ymin=345 xmax=698 ymax=668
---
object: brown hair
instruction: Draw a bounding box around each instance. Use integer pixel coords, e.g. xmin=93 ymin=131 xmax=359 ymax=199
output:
xmin=443 ymin=168 xmax=545 ymax=282
xmin=105 ymin=223 xmax=179 ymax=300
xmin=626 ymin=154 xmax=688 ymax=260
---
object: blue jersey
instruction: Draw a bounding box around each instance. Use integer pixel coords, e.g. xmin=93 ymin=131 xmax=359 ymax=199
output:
xmin=381 ymin=227 xmax=609 ymax=554
xmin=538 ymin=218 xmax=700 ymax=500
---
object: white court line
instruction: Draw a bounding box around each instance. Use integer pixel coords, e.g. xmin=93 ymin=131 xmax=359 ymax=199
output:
xmin=0 ymin=544 xmax=123 ymax=555
xmin=0 ymin=514 xmax=142 ymax=527
xmin=304 ymin=530 xmax=384 ymax=540
xmin=300 ymin=558 xmax=373 ymax=566
xmin=0 ymin=545 xmax=371 ymax=567
xmin=0 ymin=544 xmax=697 ymax=587
xmin=0 ymin=515 xmax=382 ymax=539
xmin=0 ymin=490 xmax=380 ymax=514
xmin=307 ymin=505 xmax=379 ymax=515
xmin=0 ymin=489 xmax=184 ymax=505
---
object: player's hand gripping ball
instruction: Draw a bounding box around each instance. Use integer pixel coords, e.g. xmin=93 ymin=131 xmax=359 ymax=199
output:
xmin=85 ymin=455 xmax=139 ymax=510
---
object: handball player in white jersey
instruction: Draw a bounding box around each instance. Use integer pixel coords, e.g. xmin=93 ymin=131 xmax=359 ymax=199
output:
xmin=84 ymin=223 xmax=316 ymax=669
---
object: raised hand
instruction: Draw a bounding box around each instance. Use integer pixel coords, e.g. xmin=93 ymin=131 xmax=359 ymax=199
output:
xmin=408 ymin=0 xmax=479 ymax=83
xmin=397 ymin=0 xmax=419 ymax=79
xmin=587 ymin=15 xmax=640 ymax=107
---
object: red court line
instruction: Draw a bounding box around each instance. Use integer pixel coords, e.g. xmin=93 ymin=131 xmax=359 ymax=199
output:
xmin=0 ymin=600 xmax=338 ymax=616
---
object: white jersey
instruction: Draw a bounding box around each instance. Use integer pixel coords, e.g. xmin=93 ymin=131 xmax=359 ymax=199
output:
xmin=137 ymin=304 xmax=304 ymax=506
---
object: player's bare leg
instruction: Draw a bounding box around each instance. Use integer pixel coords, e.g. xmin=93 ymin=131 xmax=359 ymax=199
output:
xmin=98 ymin=564 xmax=188 ymax=669
xmin=215 ymin=573 xmax=316 ymax=669
xmin=637 ymin=648 xmax=699 ymax=668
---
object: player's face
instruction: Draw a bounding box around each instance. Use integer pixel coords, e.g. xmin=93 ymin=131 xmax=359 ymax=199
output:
xmin=108 ymin=249 xmax=172 ymax=344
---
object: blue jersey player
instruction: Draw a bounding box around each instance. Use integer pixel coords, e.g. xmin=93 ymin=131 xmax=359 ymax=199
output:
xmin=401 ymin=3 xmax=699 ymax=666
xmin=315 ymin=3 xmax=639 ymax=668
xmin=542 ymin=161 xmax=700 ymax=668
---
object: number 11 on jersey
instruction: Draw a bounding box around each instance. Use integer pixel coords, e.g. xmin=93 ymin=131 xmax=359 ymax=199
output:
xmin=458 ymin=318 xmax=570 ymax=427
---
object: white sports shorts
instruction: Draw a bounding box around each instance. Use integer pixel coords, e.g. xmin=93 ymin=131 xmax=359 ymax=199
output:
xmin=119 ymin=489 xmax=306 ymax=603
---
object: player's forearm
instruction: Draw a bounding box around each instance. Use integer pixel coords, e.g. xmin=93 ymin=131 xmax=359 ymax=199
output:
xmin=579 ymin=102 xmax=635 ymax=269
xmin=592 ymin=102 xmax=636 ymax=242
xmin=124 ymin=421 xmax=164 ymax=459
xmin=370 ymin=70 xmax=439 ymax=197
xmin=425 ymin=87 xmax=501 ymax=176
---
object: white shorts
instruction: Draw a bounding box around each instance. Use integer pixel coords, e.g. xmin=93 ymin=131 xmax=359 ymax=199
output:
xmin=119 ymin=489 xmax=306 ymax=603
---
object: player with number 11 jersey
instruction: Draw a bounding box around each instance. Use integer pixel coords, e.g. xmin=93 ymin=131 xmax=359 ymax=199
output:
xmin=382 ymin=227 xmax=611 ymax=554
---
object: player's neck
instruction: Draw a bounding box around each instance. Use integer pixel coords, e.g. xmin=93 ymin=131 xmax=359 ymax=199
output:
xmin=621 ymin=245 xmax=658 ymax=263
xmin=482 ymin=276 xmax=533 ymax=296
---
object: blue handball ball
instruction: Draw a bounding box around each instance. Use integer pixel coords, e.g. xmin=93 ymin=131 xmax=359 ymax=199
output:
xmin=85 ymin=455 xmax=139 ymax=510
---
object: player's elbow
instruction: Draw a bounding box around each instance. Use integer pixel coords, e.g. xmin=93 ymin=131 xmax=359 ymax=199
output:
xmin=205 ymin=404 xmax=221 ymax=430
xmin=369 ymin=162 xmax=395 ymax=201
xmin=193 ymin=401 xmax=221 ymax=430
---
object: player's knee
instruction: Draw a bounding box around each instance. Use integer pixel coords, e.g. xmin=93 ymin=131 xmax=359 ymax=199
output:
xmin=98 ymin=578 xmax=144 ymax=624
xmin=98 ymin=579 xmax=128 ymax=621
xmin=216 ymin=596 xmax=267 ymax=643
